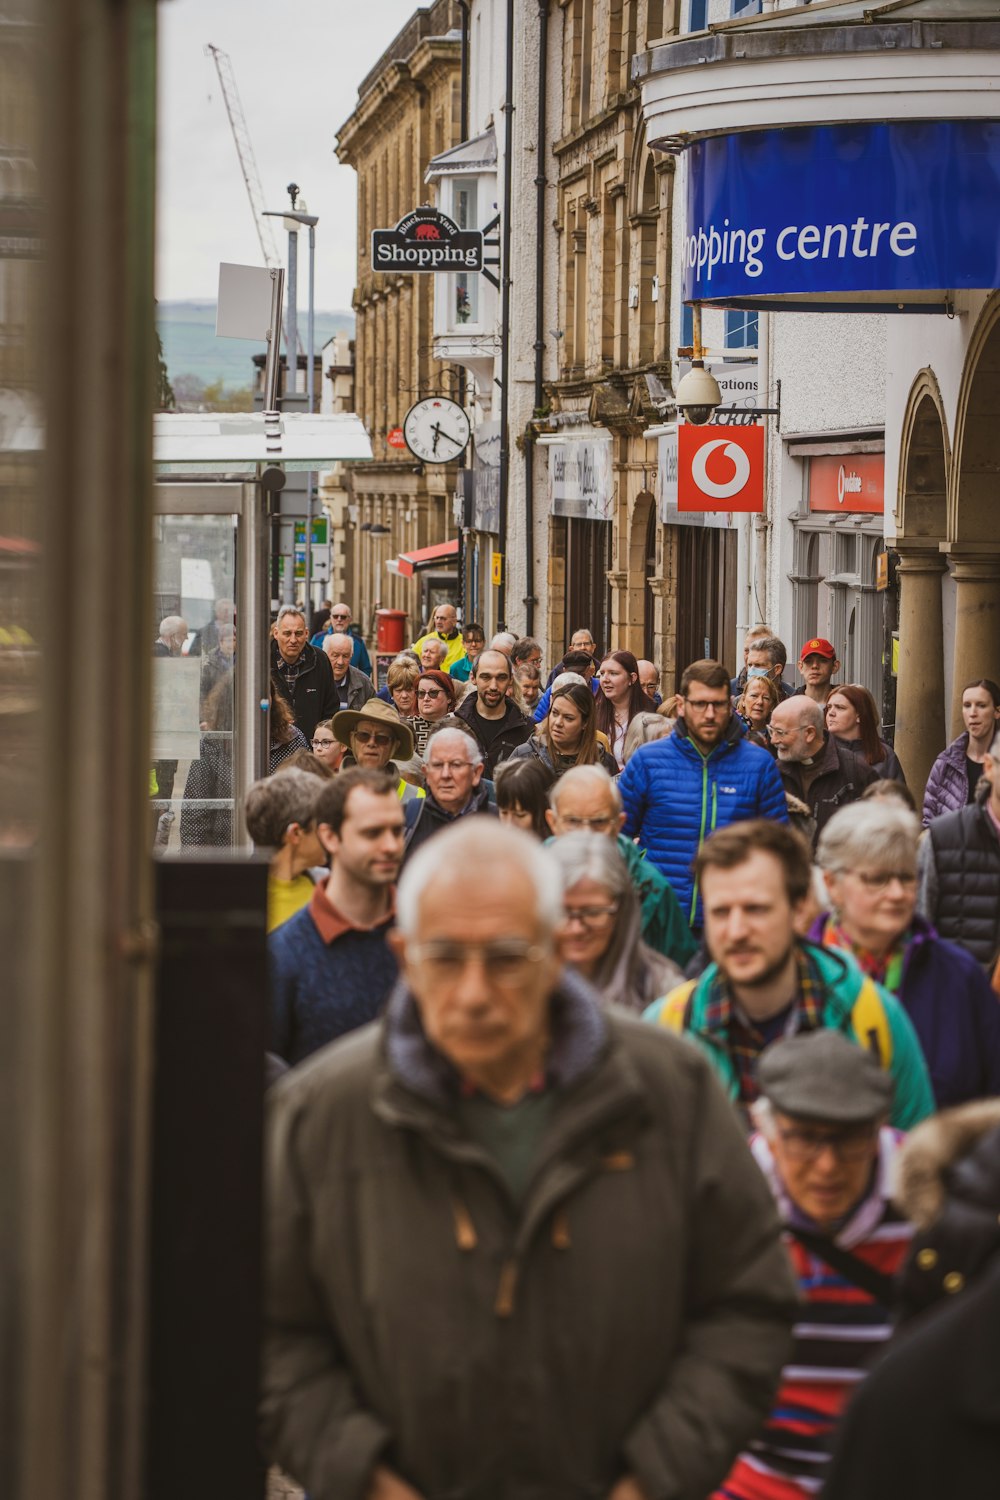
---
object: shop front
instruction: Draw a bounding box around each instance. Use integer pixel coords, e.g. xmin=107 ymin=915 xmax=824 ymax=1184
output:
xmin=538 ymin=430 xmax=614 ymax=656
xmin=789 ymin=445 xmax=887 ymax=707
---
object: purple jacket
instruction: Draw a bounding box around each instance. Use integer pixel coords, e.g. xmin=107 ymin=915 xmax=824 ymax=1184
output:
xmin=923 ymin=733 xmax=970 ymax=826
xmin=810 ymin=912 xmax=1000 ymax=1108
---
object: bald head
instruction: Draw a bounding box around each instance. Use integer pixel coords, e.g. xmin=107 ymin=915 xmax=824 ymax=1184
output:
xmin=771 ymin=696 xmax=825 ymax=763
xmin=637 ymin=659 xmax=659 ymax=698
xmin=546 ymin=763 xmax=623 ymax=838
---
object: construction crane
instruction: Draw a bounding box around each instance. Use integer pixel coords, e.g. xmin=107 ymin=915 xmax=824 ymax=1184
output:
xmin=205 ymin=42 xmax=280 ymax=270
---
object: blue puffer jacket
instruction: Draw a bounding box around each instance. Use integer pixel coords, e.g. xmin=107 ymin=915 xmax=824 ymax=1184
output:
xmin=619 ymin=717 xmax=789 ymax=926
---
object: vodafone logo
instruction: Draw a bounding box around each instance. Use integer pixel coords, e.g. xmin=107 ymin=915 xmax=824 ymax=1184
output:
xmin=691 ymin=439 xmax=752 ymax=501
xmin=837 ymin=464 xmax=863 ymax=504
xmin=678 ymin=424 xmax=764 ymax=513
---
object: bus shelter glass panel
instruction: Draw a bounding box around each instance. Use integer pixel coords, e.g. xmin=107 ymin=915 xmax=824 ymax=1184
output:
xmin=151 ymin=512 xmax=238 ymax=851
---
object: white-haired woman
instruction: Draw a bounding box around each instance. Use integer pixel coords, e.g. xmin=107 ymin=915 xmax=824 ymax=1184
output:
xmin=812 ymin=800 xmax=1000 ymax=1107
xmin=549 ymin=832 xmax=681 ymax=1011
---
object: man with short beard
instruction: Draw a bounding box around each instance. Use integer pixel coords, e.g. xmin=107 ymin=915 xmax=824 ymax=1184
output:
xmin=646 ymin=819 xmax=933 ymax=1132
xmin=455 ymin=649 xmax=532 ymax=777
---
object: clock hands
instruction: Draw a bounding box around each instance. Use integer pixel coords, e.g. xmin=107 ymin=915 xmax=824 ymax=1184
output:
xmin=430 ymin=421 xmax=465 ymax=451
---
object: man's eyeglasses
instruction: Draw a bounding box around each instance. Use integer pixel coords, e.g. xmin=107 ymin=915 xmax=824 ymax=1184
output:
xmin=777 ymin=1124 xmax=879 ymax=1163
xmin=426 ymin=759 xmax=471 ymax=776
xmin=408 ymin=938 xmax=546 ymax=983
xmin=563 ymin=901 xmax=620 ymax=928
xmin=353 ymin=729 xmax=394 ymax=748
xmin=684 ymin=696 xmax=729 ymax=715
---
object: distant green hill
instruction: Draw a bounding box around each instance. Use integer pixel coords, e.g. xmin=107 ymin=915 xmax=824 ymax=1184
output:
xmin=158 ymin=300 xmax=354 ymax=392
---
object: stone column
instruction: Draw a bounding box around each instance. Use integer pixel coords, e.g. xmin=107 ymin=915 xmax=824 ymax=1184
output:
xmin=949 ymin=551 xmax=1000 ymax=735
xmin=894 ymin=544 xmax=947 ymax=802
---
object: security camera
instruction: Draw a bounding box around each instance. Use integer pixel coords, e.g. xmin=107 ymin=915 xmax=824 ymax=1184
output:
xmin=675 ymin=361 xmax=722 ymax=426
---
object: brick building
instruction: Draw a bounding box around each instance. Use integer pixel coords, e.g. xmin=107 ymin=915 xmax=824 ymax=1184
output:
xmin=335 ymin=0 xmax=464 ymax=650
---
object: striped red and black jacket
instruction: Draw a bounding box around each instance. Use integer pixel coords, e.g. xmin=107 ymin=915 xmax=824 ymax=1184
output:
xmin=714 ymin=1129 xmax=913 ymax=1500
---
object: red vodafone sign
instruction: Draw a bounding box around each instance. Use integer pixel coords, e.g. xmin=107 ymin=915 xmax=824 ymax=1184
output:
xmin=678 ymin=424 xmax=764 ymax=512
xmin=808 ymin=452 xmax=883 ymax=513
xmin=387 ymin=427 xmax=406 ymax=450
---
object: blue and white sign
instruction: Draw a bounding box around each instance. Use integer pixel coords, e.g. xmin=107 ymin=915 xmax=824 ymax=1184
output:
xmin=682 ymin=121 xmax=1000 ymax=306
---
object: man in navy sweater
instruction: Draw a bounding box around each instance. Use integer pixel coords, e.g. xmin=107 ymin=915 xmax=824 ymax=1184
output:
xmin=269 ymin=767 xmax=404 ymax=1065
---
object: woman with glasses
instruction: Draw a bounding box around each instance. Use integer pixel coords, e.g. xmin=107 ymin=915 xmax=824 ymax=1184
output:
xmin=825 ymin=684 xmax=906 ymax=783
xmin=310 ymin=719 xmax=345 ymax=774
xmin=510 ymin=679 xmax=618 ymax=779
xmin=595 ymin=650 xmax=657 ymax=770
xmin=413 ymin=670 xmax=456 ymax=756
xmin=812 ymin=800 xmax=1000 ymax=1107
xmin=549 ymin=833 xmax=680 ymax=1011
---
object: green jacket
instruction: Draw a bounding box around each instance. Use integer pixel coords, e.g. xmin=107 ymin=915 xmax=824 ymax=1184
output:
xmin=617 ymin=834 xmax=699 ymax=968
xmin=644 ymin=941 xmax=935 ymax=1131
xmin=262 ymin=976 xmax=797 ymax=1500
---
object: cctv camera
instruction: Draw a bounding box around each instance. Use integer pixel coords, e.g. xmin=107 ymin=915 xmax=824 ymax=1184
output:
xmin=675 ymin=362 xmax=722 ymax=426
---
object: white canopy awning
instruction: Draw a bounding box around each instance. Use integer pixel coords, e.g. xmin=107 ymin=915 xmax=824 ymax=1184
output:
xmin=153 ymin=412 xmax=372 ymax=474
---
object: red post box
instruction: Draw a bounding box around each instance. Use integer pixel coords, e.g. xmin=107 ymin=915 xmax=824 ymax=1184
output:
xmin=375 ymin=608 xmax=407 ymax=655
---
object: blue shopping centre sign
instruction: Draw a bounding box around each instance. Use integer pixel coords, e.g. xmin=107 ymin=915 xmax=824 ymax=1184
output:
xmin=682 ymin=121 xmax=1000 ymax=307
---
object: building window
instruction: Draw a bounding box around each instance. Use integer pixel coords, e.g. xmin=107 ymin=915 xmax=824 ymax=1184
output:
xmin=451 ymin=177 xmax=479 ymax=327
xmin=687 ymin=0 xmax=707 ymax=31
xmin=724 ymin=308 xmax=759 ymax=349
xmin=731 ymin=0 xmax=762 ymax=13
xmin=680 ymin=302 xmax=693 ymax=350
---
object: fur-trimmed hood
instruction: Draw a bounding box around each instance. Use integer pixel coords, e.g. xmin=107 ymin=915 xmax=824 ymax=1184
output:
xmin=895 ymin=1098 xmax=1000 ymax=1227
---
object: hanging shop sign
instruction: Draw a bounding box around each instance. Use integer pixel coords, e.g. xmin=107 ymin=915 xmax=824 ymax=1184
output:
xmin=548 ymin=435 xmax=614 ymax=522
xmin=682 ymin=121 xmax=1000 ymax=310
xmin=658 ymin=426 xmax=730 ymax=529
xmin=678 ymin=424 xmax=764 ymax=513
xmin=387 ymin=427 xmax=406 ymax=449
xmin=808 ymin=453 xmax=884 ymax=515
xmin=371 ymin=206 xmax=484 ymax=274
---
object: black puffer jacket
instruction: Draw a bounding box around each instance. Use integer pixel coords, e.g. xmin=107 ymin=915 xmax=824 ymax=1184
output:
xmin=918 ymin=802 xmax=1000 ymax=968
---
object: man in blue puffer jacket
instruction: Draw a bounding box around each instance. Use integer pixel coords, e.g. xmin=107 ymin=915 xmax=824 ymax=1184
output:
xmin=619 ymin=658 xmax=788 ymax=928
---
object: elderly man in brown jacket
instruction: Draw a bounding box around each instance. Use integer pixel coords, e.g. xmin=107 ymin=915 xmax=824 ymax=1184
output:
xmin=261 ymin=820 xmax=797 ymax=1500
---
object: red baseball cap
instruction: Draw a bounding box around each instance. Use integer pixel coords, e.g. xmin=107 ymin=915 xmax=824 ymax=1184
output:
xmin=799 ymin=637 xmax=837 ymax=660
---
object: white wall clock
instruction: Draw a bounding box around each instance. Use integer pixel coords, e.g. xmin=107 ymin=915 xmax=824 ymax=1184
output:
xmin=402 ymin=397 xmax=471 ymax=464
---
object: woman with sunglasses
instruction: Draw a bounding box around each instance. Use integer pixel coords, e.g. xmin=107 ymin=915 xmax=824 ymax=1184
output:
xmin=413 ymin=670 xmax=457 ymax=756
xmin=812 ymin=799 xmax=1000 ymax=1107
xmin=548 ymin=832 xmax=680 ymax=1010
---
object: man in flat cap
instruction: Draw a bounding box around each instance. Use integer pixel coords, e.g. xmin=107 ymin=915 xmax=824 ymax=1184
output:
xmin=711 ymin=1030 xmax=914 ymax=1500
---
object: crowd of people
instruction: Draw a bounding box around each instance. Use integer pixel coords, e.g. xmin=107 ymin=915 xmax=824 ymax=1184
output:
xmin=164 ymin=596 xmax=1000 ymax=1499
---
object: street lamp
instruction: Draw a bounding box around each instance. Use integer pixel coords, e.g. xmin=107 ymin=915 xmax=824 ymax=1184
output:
xmin=264 ymin=187 xmax=319 ymax=605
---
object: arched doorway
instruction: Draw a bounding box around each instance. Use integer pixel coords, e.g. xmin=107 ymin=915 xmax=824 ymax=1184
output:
xmin=894 ymin=378 xmax=949 ymax=795
xmin=948 ymin=296 xmax=1000 ymax=729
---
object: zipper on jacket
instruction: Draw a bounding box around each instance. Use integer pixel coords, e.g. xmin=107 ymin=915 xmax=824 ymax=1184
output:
xmin=494 ymin=1258 xmax=518 ymax=1317
xmin=690 ymin=753 xmax=710 ymax=925
xmin=451 ymin=1194 xmax=478 ymax=1251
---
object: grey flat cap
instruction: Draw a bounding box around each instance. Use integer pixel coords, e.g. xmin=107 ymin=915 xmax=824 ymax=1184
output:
xmin=758 ymin=1030 xmax=894 ymax=1124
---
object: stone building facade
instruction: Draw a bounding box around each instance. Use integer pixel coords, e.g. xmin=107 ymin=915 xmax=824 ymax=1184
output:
xmin=540 ymin=0 xmax=714 ymax=682
xmin=335 ymin=0 xmax=463 ymax=649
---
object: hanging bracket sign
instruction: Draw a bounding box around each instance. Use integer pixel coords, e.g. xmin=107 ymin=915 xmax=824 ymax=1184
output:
xmin=372 ymin=206 xmax=484 ymax=274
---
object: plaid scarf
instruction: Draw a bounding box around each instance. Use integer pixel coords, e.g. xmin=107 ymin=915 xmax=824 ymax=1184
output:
xmin=702 ymin=946 xmax=826 ymax=1107
xmin=822 ymin=916 xmax=907 ymax=994
xmin=274 ymin=648 xmax=307 ymax=691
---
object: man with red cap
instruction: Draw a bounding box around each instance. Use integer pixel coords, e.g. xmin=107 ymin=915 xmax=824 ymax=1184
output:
xmin=796 ymin=638 xmax=840 ymax=706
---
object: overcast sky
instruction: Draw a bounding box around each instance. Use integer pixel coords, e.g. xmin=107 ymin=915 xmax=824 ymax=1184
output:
xmin=157 ymin=0 xmax=422 ymax=311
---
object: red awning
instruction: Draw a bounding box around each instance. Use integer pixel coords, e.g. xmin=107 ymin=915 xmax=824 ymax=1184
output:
xmin=392 ymin=537 xmax=459 ymax=578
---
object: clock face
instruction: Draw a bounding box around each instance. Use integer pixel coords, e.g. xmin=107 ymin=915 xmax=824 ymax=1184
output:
xmin=402 ymin=397 xmax=471 ymax=464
